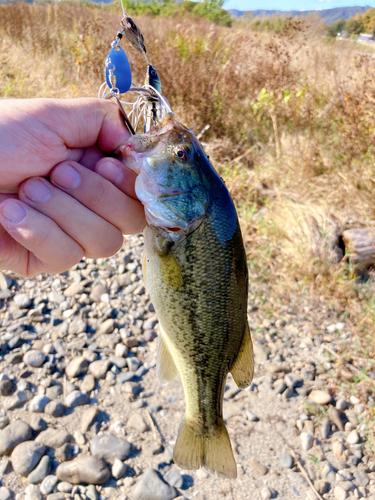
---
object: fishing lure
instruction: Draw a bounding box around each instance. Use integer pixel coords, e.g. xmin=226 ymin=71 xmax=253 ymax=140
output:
xmin=99 ymin=10 xmax=170 ymax=135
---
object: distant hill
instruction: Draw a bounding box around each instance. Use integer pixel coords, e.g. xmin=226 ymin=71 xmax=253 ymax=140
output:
xmin=228 ymin=5 xmax=371 ymax=23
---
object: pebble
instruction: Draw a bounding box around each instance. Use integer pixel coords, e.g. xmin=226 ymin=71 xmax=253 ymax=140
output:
xmin=36 ymin=429 xmax=71 ymax=448
xmin=0 ymin=420 xmax=32 ymax=455
xmin=46 ymin=385 xmax=63 ymax=400
xmin=273 ymin=379 xmax=287 ymax=395
xmin=334 ymin=485 xmax=347 ymax=499
xmin=314 ymin=480 xmax=329 ymax=494
xmin=81 ymin=406 xmax=99 ymax=433
xmin=0 ymin=487 xmax=12 ymax=500
xmin=24 ymin=350 xmax=45 ymax=368
xmin=90 ymin=433 xmax=131 ymax=462
xmin=347 ymin=430 xmax=359 ymax=444
xmin=65 ymin=357 xmax=89 ymax=378
xmin=11 ymin=441 xmax=45 ymax=476
xmin=353 ymin=469 xmax=369 ymax=486
xmin=285 ymin=374 xmax=303 ymax=388
xmin=279 ymin=453 xmax=294 ymax=468
xmin=111 ymin=458 xmax=127 ymax=479
xmin=28 ymin=455 xmax=51 ymax=484
xmin=89 ymin=360 xmax=111 ymax=379
xmin=333 ymin=441 xmax=345 ymax=460
xmin=40 ymin=476 xmax=59 ymax=495
xmin=127 ymin=413 xmax=149 ymax=433
xmin=56 ymin=455 xmax=111 ymax=485
xmin=308 ymin=390 xmax=332 ymax=405
xmin=55 ymin=444 xmax=74 ymax=463
xmin=97 ymin=319 xmax=115 ymax=335
xmin=300 ymin=432 xmax=314 ymax=451
xmin=164 ymin=469 xmax=183 ymax=488
xmin=4 ymin=390 xmax=32 ymax=410
xmin=29 ymin=395 xmax=51 ymax=413
xmin=14 ymin=293 xmax=31 ymax=309
xmin=66 ymin=390 xmax=90 ymax=408
xmin=25 ymin=485 xmax=44 ymax=500
xmin=253 ymin=343 xmax=270 ymax=362
xmin=81 ymin=374 xmax=96 ymax=393
xmin=142 ymin=442 xmax=164 ymax=456
xmin=246 ymin=410 xmax=259 ymax=422
xmin=260 ymin=486 xmax=272 ymax=500
xmin=330 ymin=407 xmax=345 ymax=431
xmin=64 ymin=282 xmax=85 ymax=297
xmin=127 ymin=357 xmax=141 ymax=372
xmin=57 ymin=483 xmax=73 ymax=493
xmin=319 ymin=417 xmax=331 ymax=439
xmin=249 ymin=460 xmax=268 ymax=476
xmin=29 ymin=416 xmax=47 ymax=433
xmin=86 ymin=484 xmax=98 ymax=500
xmin=45 ymin=401 xmax=66 ymax=418
xmin=133 ymin=468 xmax=177 ymax=500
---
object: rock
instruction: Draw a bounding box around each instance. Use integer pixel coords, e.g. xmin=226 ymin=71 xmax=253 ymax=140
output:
xmin=81 ymin=406 xmax=99 ymax=433
xmin=0 ymin=412 xmax=9 ymax=430
xmin=97 ymin=319 xmax=115 ymax=335
xmin=333 ymin=441 xmax=345 ymax=460
xmin=347 ymin=430 xmax=359 ymax=445
xmin=115 ymin=343 xmax=128 ymax=358
xmin=29 ymin=416 xmax=47 ymax=433
xmin=45 ymin=401 xmax=66 ymax=418
xmin=86 ymin=484 xmax=98 ymax=500
xmin=127 ymin=413 xmax=149 ymax=433
xmin=68 ymin=318 xmax=86 ymax=335
xmin=133 ymin=468 xmax=177 ymax=500
xmin=46 ymin=494 xmax=69 ymax=500
xmin=300 ymin=432 xmax=314 ymax=451
xmin=0 ymin=272 xmax=12 ymax=290
xmin=336 ymin=398 xmax=348 ymax=410
xmin=164 ymin=469 xmax=183 ymax=488
xmin=143 ymin=330 xmax=157 ymax=342
xmin=319 ymin=418 xmax=331 ymax=440
xmin=40 ymin=476 xmax=58 ymax=495
xmin=64 ymin=282 xmax=85 ymax=297
xmin=46 ymin=385 xmax=63 ymax=400
xmin=333 ymin=485 xmax=347 ymax=499
xmin=25 ymin=485 xmax=44 ymax=500
xmin=253 ymin=343 xmax=270 ymax=362
xmin=57 ymin=483 xmax=72 ymax=493
xmin=56 ymin=455 xmax=111 ymax=485
xmin=279 ymin=453 xmax=294 ymax=468
xmin=66 ymin=390 xmax=89 ymax=408
xmin=81 ymin=374 xmax=95 ymax=393
xmin=29 ymin=395 xmax=50 ymax=413
xmin=330 ymin=408 xmax=345 ymax=431
xmin=4 ymin=390 xmax=32 ymax=410
xmin=90 ymin=283 xmax=106 ymax=302
xmin=127 ymin=357 xmax=141 ymax=372
xmin=246 ymin=410 xmax=259 ymax=422
xmin=28 ymin=455 xmax=51 ymax=484
xmin=0 ymin=420 xmax=32 ymax=455
xmin=353 ymin=469 xmax=368 ymax=486
xmin=321 ymin=462 xmax=336 ymax=483
xmin=274 ymin=379 xmax=287 ymax=395
xmin=196 ymin=469 xmax=209 ymax=479
xmin=314 ymin=480 xmax=329 ymax=495
xmin=112 ymin=458 xmax=127 ymax=479
xmin=0 ymin=487 xmax=12 ymax=500
xmin=14 ymin=293 xmax=31 ymax=309
xmin=285 ymin=374 xmax=303 ymax=388
xmin=142 ymin=442 xmax=164 ymax=456
xmin=260 ymin=486 xmax=272 ymax=500
xmin=24 ymin=350 xmax=45 ymax=368
xmin=109 ymin=355 xmax=127 ymax=369
xmin=124 ymin=337 xmax=139 ymax=349
xmin=249 ymin=460 xmax=268 ymax=476
xmin=90 ymin=433 xmax=131 ymax=462
xmin=308 ymin=390 xmax=332 ymax=405
xmin=36 ymin=429 xmax=71 ymax=449
xmin=65 ymin=357 xmax=89 ymax=378
xmin=11 ymin=441 xmax=45 ymax=476
xmin=89 ymin=360 xmax=111 ymax=379
xmin=55 ymin=444 xmax=74 ymax=463
xmin=0 ymin=380 xmax=13 ymax=397
xmin=223 ymin=402 xmax=243 ymax=421
xmin=122 ymin=382 xmax=142 ymax=396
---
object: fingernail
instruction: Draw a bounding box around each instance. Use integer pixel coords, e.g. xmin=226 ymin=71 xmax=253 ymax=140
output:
xmin=97 ymin=160 xmax=123 ymax=186
xmin=23 ymin=178 xmax=52 ymax=203
xmin=53 ymin=164 xmax=81 ymax=191
xmin=0 ymin=200 xmax=27 ymax=224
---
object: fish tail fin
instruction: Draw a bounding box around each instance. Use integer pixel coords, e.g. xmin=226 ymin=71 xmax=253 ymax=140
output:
xmin=173 ymin=415 xmax=237 ymax=479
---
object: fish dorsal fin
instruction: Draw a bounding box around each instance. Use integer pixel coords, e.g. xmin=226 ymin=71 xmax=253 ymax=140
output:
xmin=230 ymin=322 xmax=254 ymax=389
xmin=157 ymin=325 xmax=179 ymax=386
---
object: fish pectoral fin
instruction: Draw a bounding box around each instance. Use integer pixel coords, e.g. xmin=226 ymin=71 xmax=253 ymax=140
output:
xmin=173 ymin=415 xmax=237 ymax=479
xmin=156 ymin=326 xmax=178 ymax=386
xmin=230 ymin=322 xmax=254 ymax=389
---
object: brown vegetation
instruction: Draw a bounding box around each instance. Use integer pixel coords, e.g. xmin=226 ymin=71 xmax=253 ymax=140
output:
xmin=1 ymin=3 xmax=375 ymax=386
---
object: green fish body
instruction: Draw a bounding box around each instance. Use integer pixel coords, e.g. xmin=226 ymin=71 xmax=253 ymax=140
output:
xmin=120 ymin=113 xmax=254 ymax=479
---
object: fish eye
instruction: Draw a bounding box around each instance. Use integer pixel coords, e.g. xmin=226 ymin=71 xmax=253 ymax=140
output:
xmin=174 ymin=146 xmax=189 ymax=161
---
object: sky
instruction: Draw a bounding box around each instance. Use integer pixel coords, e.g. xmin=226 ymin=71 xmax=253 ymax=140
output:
xmin=224 ymin=0 xmax=374 ymax=12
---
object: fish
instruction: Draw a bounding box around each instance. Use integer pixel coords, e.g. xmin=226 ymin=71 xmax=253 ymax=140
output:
xmin=118 ymin=112 xmax=254 ymax=479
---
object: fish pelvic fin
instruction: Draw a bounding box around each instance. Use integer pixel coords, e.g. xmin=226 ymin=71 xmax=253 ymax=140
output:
xmin=230 ymin=322 xmax=254 ymax=389
xmin=156 ymin=326 xmax=178 ymax=386
xmin=173 ymin=416 xmax=237 ymax=479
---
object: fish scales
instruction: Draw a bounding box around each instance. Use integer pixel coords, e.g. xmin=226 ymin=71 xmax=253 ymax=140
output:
xmin=119 ymin=113 xmax=253 ymax=479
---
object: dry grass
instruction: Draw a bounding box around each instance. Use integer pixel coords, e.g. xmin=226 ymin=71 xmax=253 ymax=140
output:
xmin=1 ymin=3 xmax=375 ymax=383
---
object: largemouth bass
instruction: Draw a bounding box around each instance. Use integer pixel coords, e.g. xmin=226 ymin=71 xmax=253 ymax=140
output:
xmin=119 ymin=113 xmax=254 ymax=479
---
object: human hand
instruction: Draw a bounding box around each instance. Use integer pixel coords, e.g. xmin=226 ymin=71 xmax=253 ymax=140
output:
xmin=0 ymin=98 xmax=145 ymax=277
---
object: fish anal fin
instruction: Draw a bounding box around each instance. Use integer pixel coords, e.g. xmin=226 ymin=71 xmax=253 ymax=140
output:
xmin=173 ymin=416 xmax=237 ymax=479
xmin=157 ymin=326 xmax=178 ymax=386
xmin=230 ymin=322 xmax=254 ymax=389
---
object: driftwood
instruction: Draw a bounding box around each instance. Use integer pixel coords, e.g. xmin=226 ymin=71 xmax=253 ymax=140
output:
xmin=341 ymin=222 xmax=375 ymax=269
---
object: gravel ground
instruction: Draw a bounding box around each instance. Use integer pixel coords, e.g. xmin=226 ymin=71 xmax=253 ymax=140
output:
xmin=0 ymin=233 xmax=374 ymax=500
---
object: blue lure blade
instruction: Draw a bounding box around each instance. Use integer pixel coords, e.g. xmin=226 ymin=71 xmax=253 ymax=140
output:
xmin=105 ymin=45 xmax=132 ymax=94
